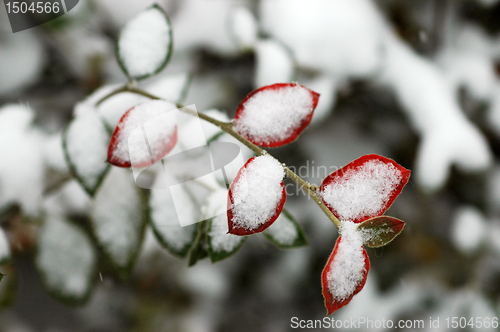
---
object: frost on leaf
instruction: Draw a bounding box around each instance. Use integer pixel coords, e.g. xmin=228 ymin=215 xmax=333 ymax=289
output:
xmin=228 ymin=155 xmax=286 ymax=235
xmin=63 ymin=105 xmax=110 ymax=196
xmin=204 ymin=190 xmax=246 ymax=262
xmin=36 ymin=216 xmax=97 ymax=304
xmin=263 ymin=209 xmax=307 ymax=249
xmin=149 ymin=175 xmax=198 ymax=257
xmin=322 ymin=222 xmax=369 ymax=315
xmin=357 ymin=216 xmax=405 ymax=248
xmin=107 ymin=100 xmax=178 ymax=168
xmin=116 ymin=4 xmax=173 ymax=80
xmin=90 ymin=168 xmax=146 ymax=276
xmin=0 ymin=227 xmax=10 ymax=264
xmin=233 ymin=83 xmax=319 ymax=147
xmin=320 ymin=154 xmax=410 ymax=224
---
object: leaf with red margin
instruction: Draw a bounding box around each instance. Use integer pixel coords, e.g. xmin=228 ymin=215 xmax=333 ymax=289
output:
xmin=107 ymin=100 xmax=177 ymax=168
xmin=322 ymin=236 xmax=370 ymax=315
xmin=233 ymin=83 xmax=319 ymax=147
xmin=357 ymin=216 xmax=406 ymax=248
xmin=320 ymin=154 xmax=410 ymax=224
xmin=227 ymin=156 xmax=286 ymax=235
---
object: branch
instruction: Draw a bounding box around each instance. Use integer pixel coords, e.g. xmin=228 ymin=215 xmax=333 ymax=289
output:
xmin=96 ymin=85 xmax=342 ymax=229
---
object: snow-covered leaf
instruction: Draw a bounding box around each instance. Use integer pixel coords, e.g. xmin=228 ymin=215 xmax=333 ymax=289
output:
xmin=116 ymin=4 xmax=173 ymax=80
xmin=35 ymin=216 xmax=97 ymax=304
xmin=90 ymin=168 xmax=146 ymax=276
xmin=228 ymin=155 xmax=286 ymax=235
xmin=233 ymin=83 xmax=319 ymax=147
xmin=357 ymin=216 xmax=405 ymax=248
xmin=107 ymin=100 xmax=178 ymax=168
xmin=146 ymin=72 xmax=191 ymax=104
xmin=320 ymin=154 xmax=410 ymax=224
xmin=0 ymin=104 xmax=45 ymax=216
xmin=149 ymin=176 xmax=199 ymax=257
xmin=263 ymin=209 xmax=307 ymax=249
xmin=451 ymin=206 xmax=488 ymax=254
xmin=322 ymin=222 xmax=369 ymax=315
xmin=0 ymin=228 xmax=11 ymax=264
xmin=228 ymin=6 xmax=258 ymax=50
xmin=204 ymin=190 xmax=246 ymax=262
xmin=63 ymin=106 xmax=111 ymax=196
xmin=254 ymin=39 xmax=295 ymax=88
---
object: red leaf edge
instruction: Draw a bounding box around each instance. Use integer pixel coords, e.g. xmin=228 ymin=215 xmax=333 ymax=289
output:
xmin=107 ymin=107 xmax=178 ymax=168
xmin=234 ymin=83 xmax=320 ymax=147
xmin=320 ymin=154 xmax=410 ymax=224
xmin=321 ymin=236 xmax=370 ymax=315
xmin=227 ymin=157 xmax=287 ymax=236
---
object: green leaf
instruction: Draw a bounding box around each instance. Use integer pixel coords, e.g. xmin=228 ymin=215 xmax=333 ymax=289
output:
xmin=203 ymin=190 xmax=246 ymax=263
xmin=149 ymin=179 xmax=199 ymax=257
xmin=90 ymin=168 xmax=147 ymax=277
xmin=63 ymin=109 xmax=111 ymax=197
xmin=35 ymin=216 xmax=97 ymax=304
xmin=187 ymin=220 xmax=209 ymax=267
xmin=116 ymin=4 xmax=173 ymax=80
xmin=357 ymin=216 xmax=405 ymax=248
xmin=0 ymin=273 xmax=3 ymax=283
xmin=263 ymin=209 xmax=308 ymax=249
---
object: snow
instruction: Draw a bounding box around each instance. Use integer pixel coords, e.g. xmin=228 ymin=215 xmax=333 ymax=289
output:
xmin=146 ymin=72 xmax=191 ymax=103
xmin=326 ymin=221 xmax=366 ymax=301
xmin=65 ymin=104 xmax=110 ymax=192
xmin=254 ymin=39 xmax=295 ymax=88
xmin=380 ymin=34 xmax=492 ymax=190
xmin=0 ymin=227 xmax=10 ymax=263
xmin=204 ymin=190 xmax=244 ymax=253
xmin=230 ymin=155 xmax=284 ymax=231
xmin=264 ymin=213 xmax=299 ymax=246
xmin=304 ymin=75 xmax=337 ymax=125
xmin=36 ymin=216 xmax=96 ymax=298
xmin=90 ymin=168 xmax=144 ymax=268
xmin=43 ymin=180 xmax=91 ymax=217
xmin=0 ymin=104 xmax=45 ymax=216
xmin=229 ymin=6 xmax=258 ymax=49
xmin=321 ymin=159 xmax=403 ymax=222
xmin=43 ymin=132 xmax=69 ymax=173
xmin=234 ymin=83 xmax=315 ymax=145
xmin=111 ymin=100 xmax=177 ymax=167
xmin=451 ymin=206 xmax=487 ymax=254
xmin=259 ymin=0 xmax=383 ymax=78
xmin=117 ymin=5 xmax=171 ymax=78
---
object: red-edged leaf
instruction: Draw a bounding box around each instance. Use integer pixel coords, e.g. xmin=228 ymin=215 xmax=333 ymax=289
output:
xmin=357 ymin=216 xmax=405 ymax=248
xmin=320 ymin=154 xmax=410 ymax=224
xmin=233 ymin=83 xmax=319 ymax=147
xmin=227 ymin=155 xmax=286 ymax=235
xmin=107 ymin=100 xmax=177 ymax=168
xmin=322 ymin=236 xmax=370 ymax=315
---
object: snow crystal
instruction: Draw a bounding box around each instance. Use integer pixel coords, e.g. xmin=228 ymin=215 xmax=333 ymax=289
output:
xmin=230 ymin=155 xmax=284 ymax=230
xmin=65 ymin=107 xmax=109 ymax=191
xmin=321 ymin=159 xmax=402 ymax=222
xmin=0 ymin=227 xmax=10 ymax=263
xmin=205 ymin=190 xmax=244 ymax=253
xmin=117 ymin=6 xmax=171 ymax=78
xmin=254 ymin=39 xmax=295 ymax=88
xmin=112 ymin=100 xmax=177 ymax=166
xmin=234 ymin=84 xmax=314 ymax=145
xmin=264 ymin=213 xmax=298 ymax=246
xmin=326 ymin=221 xmax=366 ymax=301
xmin=37 ymin=216 xmax=96 ymax=298
xmin=451 ymin=206 xmax=487 ymax=254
